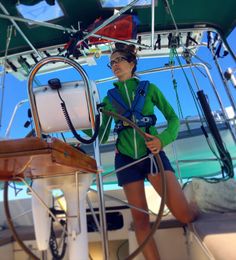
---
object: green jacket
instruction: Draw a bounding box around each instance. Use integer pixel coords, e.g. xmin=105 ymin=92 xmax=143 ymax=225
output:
xmin=99 ymin=77 xmax=180 ymax=159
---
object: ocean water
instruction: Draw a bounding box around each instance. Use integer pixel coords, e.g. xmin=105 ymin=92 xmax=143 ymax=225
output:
xmin=0 ymin=167 xmax=235 ymax=202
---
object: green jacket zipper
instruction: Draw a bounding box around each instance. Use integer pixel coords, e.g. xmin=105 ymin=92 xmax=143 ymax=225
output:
xmin=124 ymin=82 xmax=138 ymax=159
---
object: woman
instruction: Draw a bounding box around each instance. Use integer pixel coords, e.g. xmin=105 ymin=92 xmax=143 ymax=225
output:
xmin=99 ymin=44 xmax=197 ymax=260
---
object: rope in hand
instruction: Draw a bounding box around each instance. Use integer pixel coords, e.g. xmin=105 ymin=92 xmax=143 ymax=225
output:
xmin=100 ymin=108 xmax=167 ymax=260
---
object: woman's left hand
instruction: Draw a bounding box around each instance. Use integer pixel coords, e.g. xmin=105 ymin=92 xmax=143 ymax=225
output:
xmin=145 ymin=133 xmax=162 ymax=154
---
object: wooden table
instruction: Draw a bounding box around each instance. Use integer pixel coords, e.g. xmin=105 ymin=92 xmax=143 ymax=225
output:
xmin=0 ymin=137 xmax=98 ymax=181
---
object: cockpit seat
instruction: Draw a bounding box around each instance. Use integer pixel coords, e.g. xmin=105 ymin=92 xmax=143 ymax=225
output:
xmin=189 ymin=212 xmax=236 ymax=260
xmin=184 ymin=179 xmax=236 ymax=260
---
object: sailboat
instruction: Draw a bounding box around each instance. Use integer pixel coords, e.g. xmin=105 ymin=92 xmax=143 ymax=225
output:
xmin=0 ymin=0 xmax=235 ymax=259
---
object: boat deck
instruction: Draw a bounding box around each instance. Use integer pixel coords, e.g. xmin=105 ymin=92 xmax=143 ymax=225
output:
xmin=1 ymin=212 xmax=236 ymax=259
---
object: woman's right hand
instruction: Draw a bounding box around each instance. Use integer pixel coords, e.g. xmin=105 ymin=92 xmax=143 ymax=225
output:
xmin=145 ymin=133 xmax=162 ymax=154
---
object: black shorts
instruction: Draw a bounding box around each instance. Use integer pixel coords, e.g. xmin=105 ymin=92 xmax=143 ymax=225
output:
xmin=115 ymin=151 xmax=174 ymax=186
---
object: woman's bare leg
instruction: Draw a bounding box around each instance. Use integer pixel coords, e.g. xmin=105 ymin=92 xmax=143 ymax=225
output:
xmin=148 ymin=171 xmax=198 ymax=224
xmin=123 ymin=180 xmax=161 ymax=260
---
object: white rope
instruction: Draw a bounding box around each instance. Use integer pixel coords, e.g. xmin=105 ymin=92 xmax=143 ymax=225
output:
xmin=100 ymin=115 xmax=112 ymax=144
xmin=149 ymin=153 xmax=158 ymax=176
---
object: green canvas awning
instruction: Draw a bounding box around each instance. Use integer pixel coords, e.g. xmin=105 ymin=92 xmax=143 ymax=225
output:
xmin=0 ymin=0 xmax=235 ymax=57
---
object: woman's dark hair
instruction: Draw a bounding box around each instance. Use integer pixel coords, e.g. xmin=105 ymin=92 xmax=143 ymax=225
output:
xmin=111 ymin=43 xmax=137 ymax=75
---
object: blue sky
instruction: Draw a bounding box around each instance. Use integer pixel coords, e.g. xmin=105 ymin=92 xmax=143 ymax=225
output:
xmin=0 ymin=29 xmax=235 ymax=139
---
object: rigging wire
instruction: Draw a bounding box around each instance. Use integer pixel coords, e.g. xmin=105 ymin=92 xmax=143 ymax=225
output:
xmin=168 ymin=49 xmax=186 ymax=121
xmin=161 ymin=1 xmax=233 ymax=178
xmin=92 ymin=154 xmax=155 ymax=184
xmin=189 ymin=62 xmax=233 ymax=175
xmin=0 ymin=25 xmax=13 ymax=128
xmin=89 ymin=187 xmax=157 ymax=217
xmin=163 ymin=0 xmax=235 ymax=144
xmin=182 ymin=52 xmax=233 ymax=176
xmin=173 ymin=49 xmax=232 ymax=176
xmin=162 ymin=0 xmax=211 ymax=70
xmin=99 ymin=115 xmax=112 ymax=144
xmin=173 ymin=49 xmax=203 ymax=121
xmin=171 ymin=142 xmax=183 ymax=184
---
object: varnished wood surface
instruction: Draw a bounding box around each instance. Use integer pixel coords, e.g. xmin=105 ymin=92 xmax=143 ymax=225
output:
xmin=0 ymin=137 xmax=97 ymax=181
